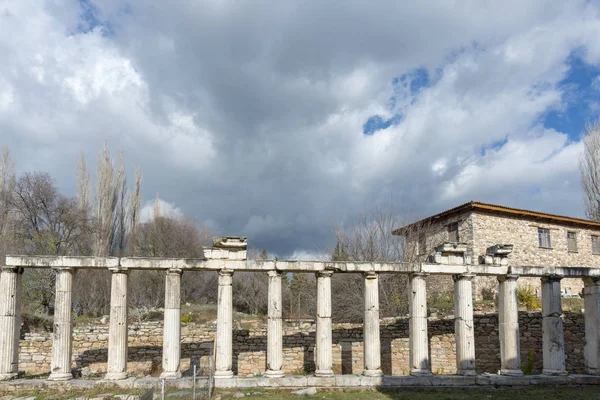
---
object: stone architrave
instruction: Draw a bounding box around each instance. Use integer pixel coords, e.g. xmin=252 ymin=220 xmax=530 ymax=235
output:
xmin=584 ymin=277 xmax=600 ymax=375
xmin=215 ymin=269 xmax=234 ymax=379
xmin=498 ymin=274 xmax=523 ymax=376
xmin=0 ymin=266 xmax=22 ymax=381
xmin=48 ymin=267 xmax=75 ymax=380
xmin=315 ymin=270 xmax=334 ymax=377
xmin=161 ymin=268 xmax=183 ymax=379
xmin=409 ymin=273 xmax=432 ymax=376
xmin=105 ymin=267 xmax=129 ymax=380
xmin=541 ymin=275 xmax=567 ymax=375
xmin=453 ymin=273 xmax=476 ymax=376
xmin=265 ymin=270 xmax=284 ymax=378
xmin=363 ymin=272 xmax=383 ymax=377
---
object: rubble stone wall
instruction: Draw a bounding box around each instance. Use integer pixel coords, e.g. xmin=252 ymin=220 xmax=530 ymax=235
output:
xmin=18 ymin=312 xmax=586 ymax=377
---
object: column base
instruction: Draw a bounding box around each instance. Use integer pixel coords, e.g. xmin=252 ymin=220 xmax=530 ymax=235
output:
xmin=264 ymin=369 xmax=285 ymax=378
xmin=314 ymin=369 xmax=334 ymax=377
xmin=48 ymin=372 xmax=73 ymax=381
xmin=160 ymin=371 xmax=182 ymax=379
xmin=0 ymin=373 xmax=18 ymax=381
xmin=587 ymin=368 xmax=600 ymax=375
xmin=456 ymin=369 xmax=477 ymax=376
xmin=410 ymin=369 xmax=433 ymax=376
xmin=542 ymin=369 xmax=568 ymax=376
xmin=362 ymin=369 xmax=383 ymax=377
xmin=499 ymin=369 xmax=524 ymax=376
xmin=214 ymin=370 xmax=234 ymax=379
xmin=104 ymin=372 xmax=129 ymax=380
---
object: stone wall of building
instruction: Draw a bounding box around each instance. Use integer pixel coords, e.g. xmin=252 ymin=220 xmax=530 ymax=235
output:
xmin=404 ymin=213 xmax=474 ymax=263
xmin=471 ymin=212 xmax=600 ymax=295
xmin=18 ymin=312 xmax=586 ymax=377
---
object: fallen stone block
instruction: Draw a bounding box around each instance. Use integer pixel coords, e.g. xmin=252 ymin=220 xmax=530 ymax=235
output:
xmin=292 ymin=387 xmax=317 ymax=395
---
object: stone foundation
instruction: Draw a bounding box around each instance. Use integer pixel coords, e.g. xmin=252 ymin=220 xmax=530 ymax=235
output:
xmin=18 ymin=312 xmax=586 ymax=377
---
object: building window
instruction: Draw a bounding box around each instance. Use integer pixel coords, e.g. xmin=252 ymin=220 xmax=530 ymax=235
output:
xmin=567 ymin=232 xmax=577 ymax=252
xmin=538 ymin=228 xmax=551 ymax=248
xmin=418 ymin=233 xmax=426 ymax=256
xmin=593 ymin=235 xmax=600 ymax=255
xmin=448 ymin=222 xmax=459 ymax=243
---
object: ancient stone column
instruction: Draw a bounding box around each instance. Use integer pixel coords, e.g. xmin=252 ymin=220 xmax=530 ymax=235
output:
xmin=315 ymin=270 xmax=334 ymax=377
xmin=409 ymin=273 xmax=432 ymax=376
xmin=48 ymin=267 xmax=75 ymax=380
xmin=453 ymin=273 xmax=476 ymax=376
xmin=105 ymin=268 xmax=129 ymax=380
xmin=161 ymin=268 xmax=182 ymax=379
xmin=584 ymin=277 xmax=600 ymax=375
xmin=363 ymin=272 xmax=383 ymax=377
xmin=215 ymin=269 xmax=234 ymax=379
xmin=265 ymin=270 xmax=284 ymax=378
xmin=498 ymin=275 xmax=523 ymax=376
xmin=542 ymin=275 xmax=566 ymax=375
xmin=0 ymin=266 xmax=22 ymax=381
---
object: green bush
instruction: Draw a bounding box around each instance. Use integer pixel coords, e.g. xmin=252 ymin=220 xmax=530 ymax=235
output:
xmin=522 ymin=348 xmax=536 ymax=375
xmin=181 ymin=313 xmax=193 ymax=323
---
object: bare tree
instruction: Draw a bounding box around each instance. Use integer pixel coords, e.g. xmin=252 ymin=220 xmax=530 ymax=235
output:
xmin=9 ymin=172 xmax=83 ymax=313
xmin=233 ymin=248 xmax=269 ymax=315
xmin=330 ymin=205 xmax=411 ymax=321
xmin=93 ymin=141 xmax=118 ymax=256
xmin=128 ymin=168 xmax=142 ymax=255
xmin=129 ymin=196 xmax=214 ymax=318
xmin=581 ymin=119 xmax=600 ymax=221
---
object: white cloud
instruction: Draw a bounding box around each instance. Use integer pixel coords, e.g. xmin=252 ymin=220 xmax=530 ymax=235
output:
xmin=593 ymin=75 xmax=600 ymax=91
xmin=2 ymin=0 xmax=600 ymax=255
xmin=140 ymin=198 xmax=184 ymax=222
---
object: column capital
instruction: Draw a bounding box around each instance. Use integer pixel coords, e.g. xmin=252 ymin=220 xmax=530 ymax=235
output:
xmin=0 ymin=265 xmax=23 ymax=274
xmin=452 ymin=273 xmax=475 ymax=282
xmin=541 ymin=274 xmax=563 ymax=283
xmin=108 ymin=266 xmax=129 ymax=274
xmin=167 ymin=268 xmax=183 ymax=275
xmin=218 ymin=269 xmax=234 ymax=277
xmin=316 ymin=270 xmax=334 ymax=278
xmin=583 ymin=276 xmax=600 ymax=287
xmin=363 ymin=271 xmax=378 ymax=279
xmin=52 ymin=266 xmax=76 ymax=273
xmin=409 ymin=272 xmax=429 ymax=279
xmin=267 ymin=270 xmax=283 ymax=278
xmin=498 ymin=274 xmax=519 ymax=283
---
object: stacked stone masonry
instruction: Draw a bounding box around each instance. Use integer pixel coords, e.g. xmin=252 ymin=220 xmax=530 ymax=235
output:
xmin=405 ymin=210 xmax=600 ymax=297
xmin=17 ymin=313 xmax=587 ymax=377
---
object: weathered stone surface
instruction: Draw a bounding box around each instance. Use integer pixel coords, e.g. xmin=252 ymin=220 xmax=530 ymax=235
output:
xmin=265 ymin=271 xmax=284 ymax=378
xmin=291 ymin=387 xmax=317 ymax=395
xmin=161 ymin=269 xmax=182 ymax=379
xmin=13 ymin=311 xmax=591 ymax=378
xmin=48 ymin=268 xmax=75 ymax=381
xmin=314 ymin=271 xmax=334 ymax=377
xmin=0 ymin=267 xmax=22 ymax=381
xmin=105 ymin=270 xmax=129 ymax=381
xmin=409 ymin=273 xmax=431 ymax=376
xmin=215 ymin=270 xmax=234 ymax=379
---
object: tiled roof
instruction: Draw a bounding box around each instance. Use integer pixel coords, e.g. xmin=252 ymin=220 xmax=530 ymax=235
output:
xmin=392 ymin=201 xmax=600 ymax=235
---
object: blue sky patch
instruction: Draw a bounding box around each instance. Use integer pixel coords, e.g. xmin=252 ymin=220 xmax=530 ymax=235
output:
xmin=364 ymin=68 xmax=430 ymax=135
xmin=363 ymin=114 xmax=404 ymax=135
xmin=480 ymin=136 xmax=508 ymax=156
xmin=542 ymin=55 xmax=600 ymax=140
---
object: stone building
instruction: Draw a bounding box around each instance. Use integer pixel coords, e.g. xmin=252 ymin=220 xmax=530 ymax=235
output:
xmin=394 ymin=201 xmax=600 ymax=298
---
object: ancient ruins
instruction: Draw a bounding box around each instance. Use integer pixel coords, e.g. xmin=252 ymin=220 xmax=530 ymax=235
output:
xmin=2 ymin=236 xmax=600 ymax=389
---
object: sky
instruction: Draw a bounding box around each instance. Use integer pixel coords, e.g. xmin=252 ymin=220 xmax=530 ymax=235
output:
xmin=1 ymin=1 xmax=600 ymax=259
